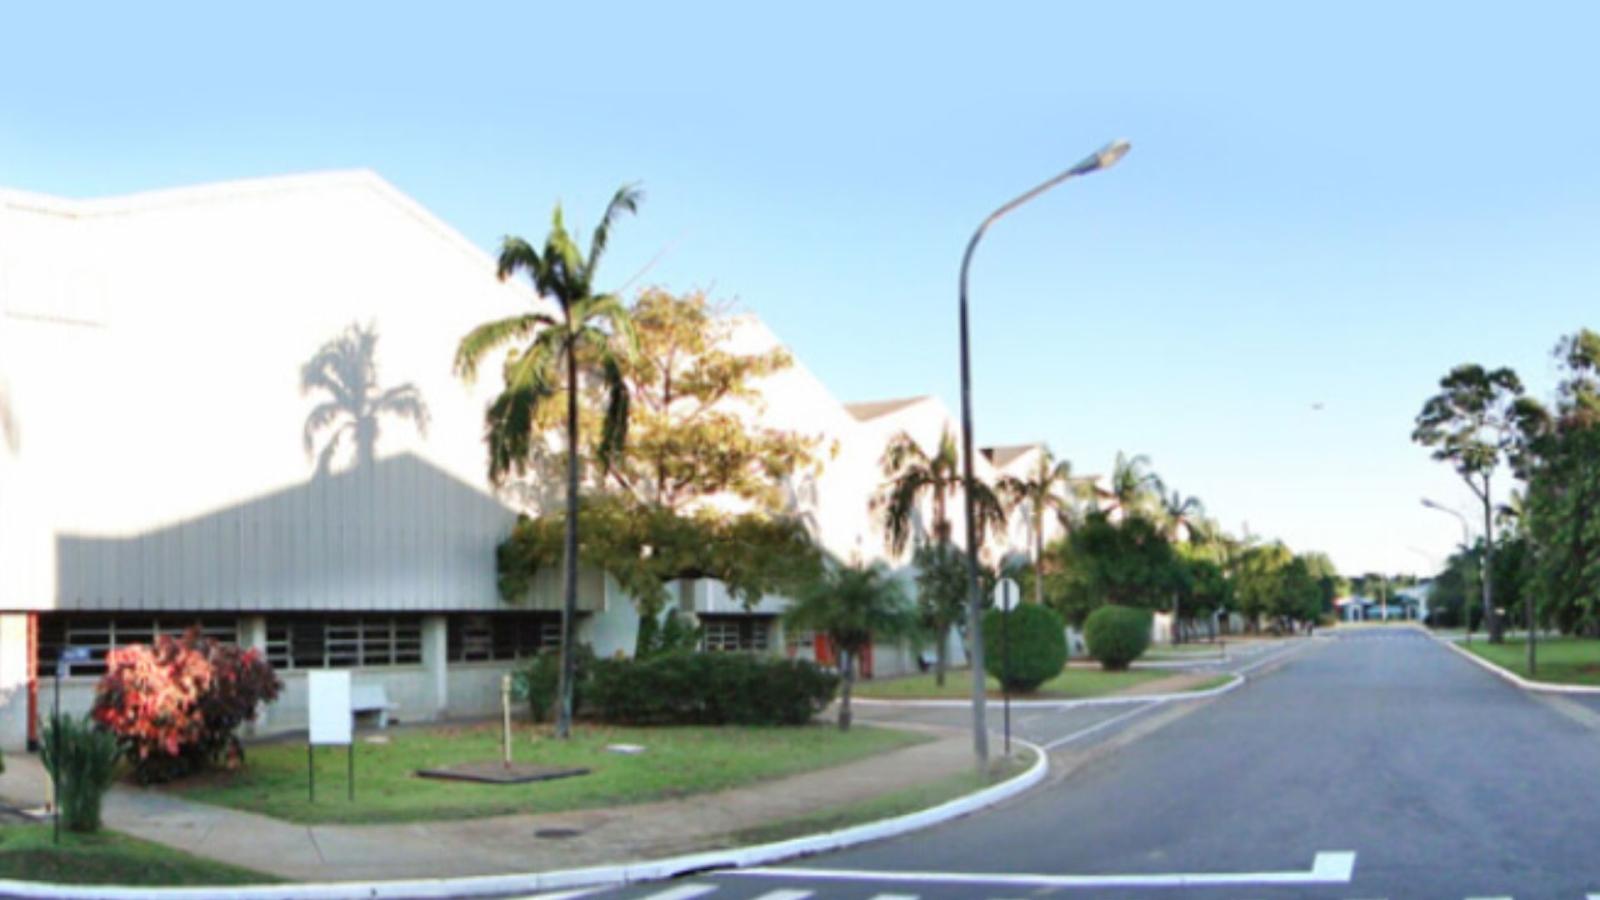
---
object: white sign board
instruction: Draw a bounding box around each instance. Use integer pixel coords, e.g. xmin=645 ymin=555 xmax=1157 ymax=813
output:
xmin=307 ymin=670 xmax=352 ymax=746
xmin=994 ymin=577 xmax=1021 ymax=612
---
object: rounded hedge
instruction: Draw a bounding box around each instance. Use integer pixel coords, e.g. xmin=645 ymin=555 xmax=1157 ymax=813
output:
xmin=1084 ymin=605 xmax=1152 ymax=671
xmin=982 ymin=603 xmax=1067 ymax=693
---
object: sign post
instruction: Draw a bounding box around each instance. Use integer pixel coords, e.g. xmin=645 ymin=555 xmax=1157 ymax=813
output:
xmin=51 ymin=646 xmax=91 ymax=845
xmin=307 ymin=671 xmax=354 ymax=804
xmin=993 ymin=578 xmax=1020 ymax=757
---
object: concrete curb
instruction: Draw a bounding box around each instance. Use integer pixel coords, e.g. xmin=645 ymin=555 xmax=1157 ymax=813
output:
xmin=1437 ymin=633 xmax=1600 ymax=695
xmin=0 ymin=740 xmax=1050 ymax=900
xmin=853 ymin=672 xmax=1246 ymax=710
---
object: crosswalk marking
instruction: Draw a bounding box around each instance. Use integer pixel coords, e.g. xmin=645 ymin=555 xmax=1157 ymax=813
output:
xmin=638 ymin=885 xmax=719 ymax=900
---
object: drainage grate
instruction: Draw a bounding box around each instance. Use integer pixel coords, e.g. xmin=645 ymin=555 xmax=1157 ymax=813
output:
xmin=535 ymin=827 xmax=583 ymax=839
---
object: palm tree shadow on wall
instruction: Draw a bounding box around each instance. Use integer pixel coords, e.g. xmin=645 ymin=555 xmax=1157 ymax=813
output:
xmin=302 ymin=323 xmax=429 ymax=475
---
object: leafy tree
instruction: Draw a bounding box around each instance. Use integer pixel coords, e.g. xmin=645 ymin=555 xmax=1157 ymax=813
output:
xmin=301 ymin=322 xmax=429 ymax=474
xmin=1299 ymin=552 xmax=1345 ymax=615
xmin=1176 ymin=546 xmax=1231 ymax=640
xmin=1412 ymin=363 xmax=1527 ymax=643
xmin=785 ymin=561 xmax=917 ymax=731
xmin=876 ymin=428 xmax=1006 ymax=556
xmin=1043 ymin=512 xmax=1182 ymax=626
xmin=982 ymin=603 xmax=1067 ymax=692
xmin=913 ymin=541 xmax=968 ymax=686
xmin=456 ymin=185 xmax=643 ymax=738
xmin=1234 ymin=542 xmax=1296 ymax=632
xmin=997 ymin=449 xmax=1089 ymax=607
xmin=1521 ymin=330 xmax=1600 ymax=638
xmin=534 ymin=288 xmax=825 ymax=513
xmin=497 ymin=493 xmax=821 ymax=623
xmin=1151 ymin=481 xmax=1203 ymax=641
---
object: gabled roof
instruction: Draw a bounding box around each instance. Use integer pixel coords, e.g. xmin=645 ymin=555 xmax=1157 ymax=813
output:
xmin=844 ymin=395 xmax=931 ymax=422
xmin=983 ymin=443 xmax=1040 ymax=469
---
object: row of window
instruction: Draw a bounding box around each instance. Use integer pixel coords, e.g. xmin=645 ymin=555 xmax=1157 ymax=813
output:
xmin=35 ymin=612 xmax=781 ymax=676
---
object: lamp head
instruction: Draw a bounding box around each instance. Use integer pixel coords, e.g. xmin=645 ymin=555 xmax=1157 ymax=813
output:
xmin=1070 ymin=139 xmax=1132 ymax=176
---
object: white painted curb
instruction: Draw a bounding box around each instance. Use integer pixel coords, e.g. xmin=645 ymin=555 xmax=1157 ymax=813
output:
xmin=1437 ymin=633 xmax=1600 ymax=695
xmin=0 ymin=740 xmax=1050 ymax=900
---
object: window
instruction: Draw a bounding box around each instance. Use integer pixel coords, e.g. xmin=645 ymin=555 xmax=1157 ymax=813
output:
xmin=265 ymin=616 xmax=423 ymax=670
xmin=36 ymin=615 xmax=239 ymax=678
xmin=447 ymin=613 xmax=562 ymax=662
xmin=700 ymin=615 xmax=772 ymax=653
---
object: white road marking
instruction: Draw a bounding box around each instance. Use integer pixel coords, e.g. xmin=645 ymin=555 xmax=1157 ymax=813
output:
xmin=1043 ymin=700 xmax=1161 ymax=750
xmin=748 ymin=891 xmax=813 ymax=900
xmin=735 ymin=850 xmax=1357 ymax=889
xmin=865 ymin=895 xmax=921 ymax=900
xmin=637 ymin=885 xmax=719 ymax=900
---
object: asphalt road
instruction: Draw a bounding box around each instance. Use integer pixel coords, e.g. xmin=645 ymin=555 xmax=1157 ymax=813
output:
xmin=596 ymin=630 xmax=1600 ymax=900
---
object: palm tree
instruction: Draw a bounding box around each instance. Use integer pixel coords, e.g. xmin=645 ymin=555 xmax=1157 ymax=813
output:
xmin=875 ymin=428 xmax=1005 ymax=556
xmin=997 ymin=449 xmax=1089 ymax=607
xmin=301 ymin=323 xmax=430 ymax=474
xmin=1153 ymin=482 xmax=1204 ymax=642
xmin=786 ymin=561 xmax=917 ymax=731
xmin=455 ymin=185 xmax=642 ymax=739
xmin=1104 ymin=451 xmax=1159 ymax=520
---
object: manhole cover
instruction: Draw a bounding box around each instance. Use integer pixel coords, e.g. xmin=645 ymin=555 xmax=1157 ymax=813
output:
xmin=535 ymin=828 xmax=583 ymax=839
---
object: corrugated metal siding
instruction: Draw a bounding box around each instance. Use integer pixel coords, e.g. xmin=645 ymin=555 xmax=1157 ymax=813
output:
xmin=53 ymin=454 xmax=517 ymax=612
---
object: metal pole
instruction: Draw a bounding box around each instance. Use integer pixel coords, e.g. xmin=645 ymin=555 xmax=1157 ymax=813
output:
xmin=957 ymin=139 xmax=1130 ymax=772
xmin=1002 ymin=600 xmax=1011 ymax=757
xmin=502 ymin=674 xmax=513 ymax=769
xmin=52 ymin=671 xmax=60 ymax=845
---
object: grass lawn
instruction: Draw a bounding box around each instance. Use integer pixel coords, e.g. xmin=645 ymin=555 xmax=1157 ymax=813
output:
xmin=174 ymin=722 xmax=927 ymax=825
xmin=1462 ymin=636 xmax=1600 ymax=686
xmin=728 ymin=753 xmax=1032 ymax=847
xmin=0 ymin=825 xmax=274 ymax=886
xmin=854 ymin=666 xmax=1168 ymax=700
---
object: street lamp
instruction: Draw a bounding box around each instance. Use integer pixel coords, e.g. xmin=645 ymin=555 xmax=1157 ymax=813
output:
xmin=1422 ymin=498 xmax=1477 ymax=646
xmin=959 ymin=139 xmax=1131 ymax=769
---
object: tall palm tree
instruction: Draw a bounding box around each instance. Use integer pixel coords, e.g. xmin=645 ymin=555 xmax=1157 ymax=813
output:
xmin=301 ymin=322 xmax=430 ymax=474
xmin=455 ymin=185 xmax=642 ymax=739
xmin=997 ymin=449 xmax=1089 ymax=607
xmin=1104 ymin=451 xmax=1159 ymax=520
xmin=875 ymin=428 xmax=1005 ymax=557
xmin=786 ymin=561 xmax=917 ymax=731
xmin=1153 ymin=482 xmax=1204 ymax=642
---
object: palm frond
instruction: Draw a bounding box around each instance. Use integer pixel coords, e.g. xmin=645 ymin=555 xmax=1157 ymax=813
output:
xmin=496 ymin=236 xmax=545 ymax=284
xmin=596 ymin=353 xmax=632 ymax=475
xmin=586 ymin=183 xmax=643 ymax=281
xmin=302 ymin=400 xmax=345 ymax=456
xmin=455 ymin=313 xmax=556 ymax=382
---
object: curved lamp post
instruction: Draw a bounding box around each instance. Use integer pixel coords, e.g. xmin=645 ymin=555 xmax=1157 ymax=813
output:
xmin=1422 ymin=498 xmax=1477 ymax=646
xmin=959 ymin=140 xmax=1131 ymax=769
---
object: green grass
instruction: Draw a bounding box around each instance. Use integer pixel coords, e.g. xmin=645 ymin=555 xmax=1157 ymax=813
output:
xmin=0 ymin=825 xmax=275 ymax=886
xmin=174 ymin=722 xmax=927 ymax=825
xmin=1186 ymin=674 xmax=1237 ymax=692
xmin=1462 ymin=636 xmax=1600 ymax=686
xmin=728 ymin=753 xmax=1033 ymax=846
xmin=854 ymin=666 xmax=1167 ymax=700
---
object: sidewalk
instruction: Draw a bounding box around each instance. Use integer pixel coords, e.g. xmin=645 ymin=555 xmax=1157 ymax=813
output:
xmin=0 ymin=726 xmax=976 ymax=883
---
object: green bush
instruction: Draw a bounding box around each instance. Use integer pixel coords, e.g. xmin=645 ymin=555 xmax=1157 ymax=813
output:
xmin=982 ymin=603 xmax=1067 ymax=692
xmin=511 ymin=644 xmax=597 ymax=722
xmin=1084 ymin=605 xmax=1153 ymax=671
xmin=41 ymin=713 xmax=120 ymax=833
xmin=635 ymin=609 xmax=702 ymax=659
xmin=587 ymin=652 xmax=838 ymax=725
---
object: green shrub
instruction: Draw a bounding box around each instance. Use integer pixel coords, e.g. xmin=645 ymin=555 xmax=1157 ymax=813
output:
xmin=41 ymin=713 xmax=120 ymax=833
xmin=982 ymin=604 xmax=1067 ymax=692
xmin=588 ymin=652 xmax=838 ymax=725
xmin=1084 ymin=605 xmax=1152 ymax=671
xmin=635 ymin=609 xmax=702 ymax=659
xmin=511 ymin=644 xmax=597 ymax=722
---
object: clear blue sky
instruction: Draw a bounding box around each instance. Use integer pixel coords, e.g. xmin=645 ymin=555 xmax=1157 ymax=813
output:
xmin=6 ymin=2 xmax=1597 ymax=577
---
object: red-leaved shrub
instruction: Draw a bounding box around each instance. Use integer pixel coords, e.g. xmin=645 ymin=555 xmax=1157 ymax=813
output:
xmin=92 ymin=628 xmax=282 ymax=783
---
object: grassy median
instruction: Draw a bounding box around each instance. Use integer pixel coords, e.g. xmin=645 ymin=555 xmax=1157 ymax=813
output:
xmin=174 ymin=722 xmax=928 ymax=825
xmin=853 ymin=666 xmax=1168 ymax=700
xmin=0 ymin=825 xmax=274 ymax=886
xmin=1462 ymin=636 xmax=1600 ymax=686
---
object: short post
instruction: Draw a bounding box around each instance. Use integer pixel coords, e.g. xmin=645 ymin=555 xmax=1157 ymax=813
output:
xmin=52 ymin=667 xmax=59 ymax=845
xmin=501 ymin=673 xmax=513 ymax=770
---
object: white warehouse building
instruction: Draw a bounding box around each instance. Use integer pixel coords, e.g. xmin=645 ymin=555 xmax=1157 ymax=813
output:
xmin=0 ymin=171 xmax=1057 ymax=749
